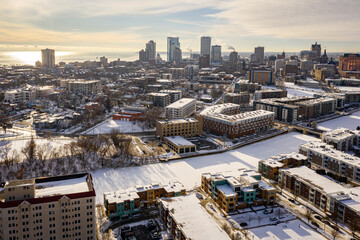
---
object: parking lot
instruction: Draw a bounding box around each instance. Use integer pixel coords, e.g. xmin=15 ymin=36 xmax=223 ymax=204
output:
xmin=187 ymin=137 xmax=219 ymax=151
xmin=114 ymin=218 xmax=169 ymax=240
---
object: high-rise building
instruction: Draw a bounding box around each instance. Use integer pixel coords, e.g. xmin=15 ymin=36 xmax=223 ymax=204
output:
xmin=311 ymin=42 xmax=321 ymax=58
xmin=139 ymin=49 xmax=146 ymax=62
xmin=200 ymin=36 xmax=211 ymax=56
xmin=145 ymin=40 xmax=156 ymax=61
xmin=100 ymin=56 xmax=108 ymax=66
xmin=254 ymin=46 xmax=264 ymax=64
xmin=167 ymin=37 xmax=180 ymax=62
xmin=211 ymin=45 xmax=221 ymax=63
xmin=199 ymin=54 xmax=210 ymax=68
xmin=339 ymin=53 xmax=360 ymax=78
xmin=229 ymin=51 xmax=238 ymax=63
xmin=41 ymin=48 xmax=55 ymax=68
xmin=173 ymin=46 xmax=182 ymax=63
xmin=0 ymin=173 xmax=96 ymax=240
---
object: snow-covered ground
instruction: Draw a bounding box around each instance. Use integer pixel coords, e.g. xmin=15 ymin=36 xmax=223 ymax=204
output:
xmin=81 ymin=119 xmax=154 ymax=135
xmin=318 ymin=110 xmax=360 ymax=131
xmin=284 ymin=82 xmax=324 ymax=97
xmin=228 ymin=207 xmax=296 ymax=229
xmin=249 ymin=219 xmax=327 ymax=240
xmin=91 ymin=132 xmax=318 ymax=203
xmin=0 ymin=138 xmax=74 ymax=160
xmin=336 ymin=86 xmax=360 ymax=92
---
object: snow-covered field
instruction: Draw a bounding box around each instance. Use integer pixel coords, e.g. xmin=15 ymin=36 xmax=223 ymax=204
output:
xmin=284 ymin=82 xmax=324 ymax=97
xmin=249 ymin=219 xmax=327 ymax=240
xmin=92 ymin=132 xmax=318 ymax=203
xmin=318 ymin=110 xmax=360 ymax=131
xmin=0 ymin=138 xmax=74 ymax=159
xmin=81 ymin=119 xmax=153 ymax=135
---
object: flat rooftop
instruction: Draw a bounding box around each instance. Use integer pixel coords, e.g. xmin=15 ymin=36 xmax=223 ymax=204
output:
xmin=160 ymin=194 xmax=231 ymax=240
xmin=35 ymin=175 xmax=90 ymax=198
xmin=157 ymin=118 xmax=198 ymax=125
xmin=201 ymin=104 xmax=274 ymax=124
xmin=281 ymin=166 xmax=360 ymax=212
xmin=165 ymin=136 xmax=195 ymax=147
xmin=166 ymin=98 xmax=196 ymax=109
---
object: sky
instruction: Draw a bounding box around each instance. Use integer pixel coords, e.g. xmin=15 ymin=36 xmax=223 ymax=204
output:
xmin=0 ymin=0 xmax=359 ymax=53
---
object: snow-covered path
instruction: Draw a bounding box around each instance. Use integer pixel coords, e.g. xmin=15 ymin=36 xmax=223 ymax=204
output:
xmin=92 ymin=132 xmax=318 ymax=203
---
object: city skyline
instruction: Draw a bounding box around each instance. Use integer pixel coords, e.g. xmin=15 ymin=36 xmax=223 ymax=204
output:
xmin=0 ymin=0 xmax=360 ymax=53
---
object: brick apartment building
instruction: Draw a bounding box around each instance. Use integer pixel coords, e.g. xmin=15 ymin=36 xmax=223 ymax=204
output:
xmin=224 ymin=92 xmax=250 ymax=105
xmin=234 ymin=80 xmax=262 ymax=93
xmin=198 ymin=104 xmax=274 ymax=139
xmin=0 ymin=173 xmax=96 ymax=240
xmin=322 ymin=128 xmax=360 ymax=152
xmin=299 ymin=141 xmax=360 ymax=184
xmin=339 ymin=53 xmax=360 ymax=78
xmin=254 ymin=99 xmax=299 ymax=123
xmin=258 ymin=152 xmax=307 ymax=181
xmin=278 ymin=166 xmax=360 ymax=232
xmin=295 ymin=97 xmax=336 ymax=119
xmin=156 ymin=118 xmax=201 ymax=140
xmin=254 ymin=89 xmax=287 ymax=100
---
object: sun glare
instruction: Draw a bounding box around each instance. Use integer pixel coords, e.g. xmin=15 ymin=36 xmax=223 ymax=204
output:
xmin=5 ymin=51 xmax=71 ymax=65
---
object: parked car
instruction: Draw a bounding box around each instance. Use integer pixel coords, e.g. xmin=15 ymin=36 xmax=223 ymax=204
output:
xmin=323 ymin=220 xmax=331 ymax=226
xmin=314 ymin=215 xmax=322 ymax=221
xmin=330 ymin=225 xmax=340 ymax=231
xmin=288 ymin=198 xmax=295 ymax=203
xmin=150 ymin=230 xmax=161 ymax=240
xmin=147 ymin=220 xmax=157 ymax=230
xmin=240 ymin=222 xmax=248 ymax=227
xmin=311 ymin=221 xmax=320 ymax=228
xmin=270 ymin=217 xmax=278 ymax=222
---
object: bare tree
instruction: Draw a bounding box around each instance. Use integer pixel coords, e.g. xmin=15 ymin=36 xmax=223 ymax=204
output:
xmin=330 ymin=228 xmax=339 ymax=240
xmin=305 ymin=208 xmax=312 ymax=223
xmin=247 ymin=215 xmax=255 ymax=226
xmin=21 ymin=136 xmax=37 ymax=165
xmin=276 ymin=207 xmax=284 ymax=220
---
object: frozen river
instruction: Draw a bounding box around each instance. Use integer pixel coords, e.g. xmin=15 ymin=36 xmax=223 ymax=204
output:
xmin=92 ymin=132 xmax=318 ymax=203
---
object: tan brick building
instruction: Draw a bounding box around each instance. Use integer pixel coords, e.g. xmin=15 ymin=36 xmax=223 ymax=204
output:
xmin=0 ymin=173 xmax=96 ymax=240
xmin=156 ymin=118 xmax=201 ymax=140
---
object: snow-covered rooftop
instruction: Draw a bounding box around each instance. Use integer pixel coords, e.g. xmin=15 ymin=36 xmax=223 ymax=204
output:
xmin=35 ymin=175 xmax=90 ymax=198
xmin=165 ymin=98 xmax=196 ymax=109
xmin=280 ymin=166 xmax=360 ymax=212
xmin=300 ymin=141 xmax=360 ymax=167
xmin=160 ymin=194 xmax=231 ymax=240
xmin=200 ymin=104 xmax=274 ymax=124
xmin=165 ymin=136 xmax=195 ymax=147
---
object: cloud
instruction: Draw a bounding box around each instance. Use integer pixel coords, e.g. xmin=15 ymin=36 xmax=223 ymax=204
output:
xmin=211 ymin=0 xmax=360 ymax=41
xmin=0 ymin=0 xmax=359 ymax=52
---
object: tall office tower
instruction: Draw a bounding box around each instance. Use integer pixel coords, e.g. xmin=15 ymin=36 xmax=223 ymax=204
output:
xmin=173 ymin=47 xmax=182 ymax=63
xmin=145 ymin=40 xmax=156 ymax=61
xmin=229 ymin=51 xmax=238 ymax=63
xmin=139 ymin=49 xmax=146 ymax=62
xmin=311 ymin=42 xmax=322 ymax=58
xmin=200 ymin=36 xmax=211 ymax=56
xmin=167 ymin=37 xmax=180 ymax=62
xmin=254 ymin=46 xmax=265 ymax=64
xmin=211 ymin=45 xmax=221 ymax=63
xmin=41 ymin=48 xmax=55 ymax=68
